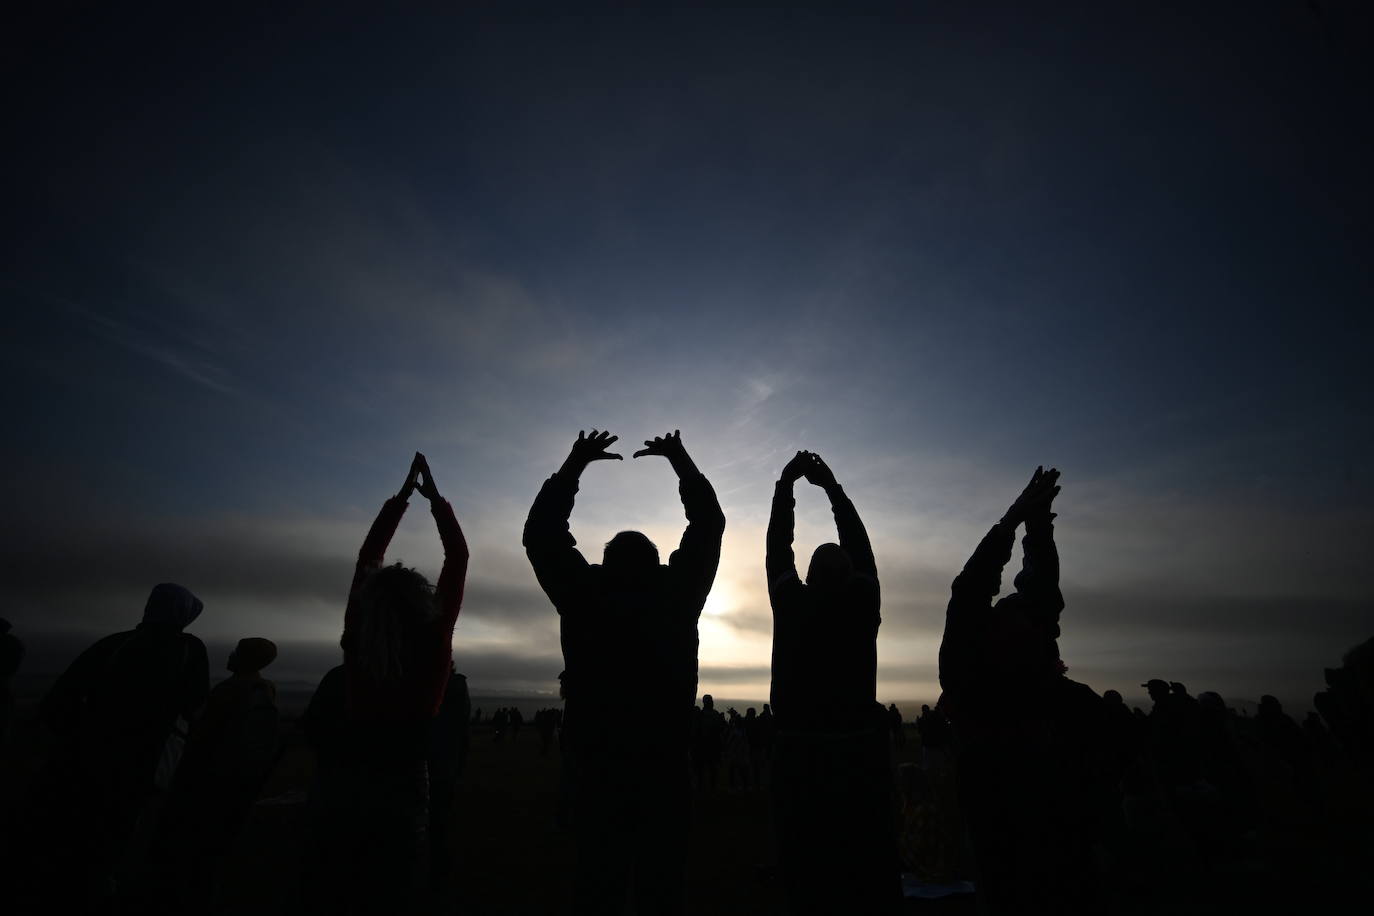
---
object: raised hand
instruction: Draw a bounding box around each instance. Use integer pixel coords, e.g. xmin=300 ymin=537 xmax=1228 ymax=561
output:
xmin=415 ymin=452 xmax=441 ymax=502
xmin=561 ymin=429 xmax=623 ymax=475
xmin=398 ymin=452 xmax=423 ymax=500
xmin=1003 ymin=466 xmax=1061 ymax=526
xmin=634 ymin=430 xmax=686 ymax=460
xmin=780 ymin=450 xmax=812 ymax=484
xmin=802 ymin=453 xmax=838 ymax=490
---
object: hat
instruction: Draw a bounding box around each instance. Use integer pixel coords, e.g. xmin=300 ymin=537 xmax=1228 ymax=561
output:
xmin=1141 ymin=679 xmax=1169 ymax=692
xmin=228 ymin=637 xmax=277 ymax=673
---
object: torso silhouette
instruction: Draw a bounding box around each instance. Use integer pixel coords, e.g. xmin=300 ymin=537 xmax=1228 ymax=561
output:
xmin=525 ymin=472 xmax=724 ymax=758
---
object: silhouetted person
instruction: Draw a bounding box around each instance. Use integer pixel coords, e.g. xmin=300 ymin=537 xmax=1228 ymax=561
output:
xmin=25 ymin=584 xmax=209 ymax=910
xmin=510 ymin=705 xmax=525 ymax=741
xmin=537 ymin=707 xmax=558 ymax=756
xmin=492 ymin=706 xmax=509 ymax=742
xmin=916 ymin=703 xmax=953 ymax=771
xmin=1194 ymin=690 xmax=1255 ymax=838
xmin=427 ymin=664 xmax=470 ymax=891
xmin=767 ymin=451 xmax=900 ymax=914
xmin=938 ymin=467 xmax=1114 ymax=915
xmin=725 ymin=716 xmax=750 ymax=791
xmin=888 ymin=703 xmax=906 ymax=749
xmin=304 ymin=453 xmax=468 ymax=916
xmin=1143 ymin=677 xmax=1205 ymax=792
xmin=1256 ymin=694 xmax=1308 ymax=790
xmin=151 ymin=637 xmax=280 ymax=912
xmin=0 ymin=617 xmax=22 ymax=750
xmin=692 ymin=694 xmax=724 ymax=790
xmin=524 ymin=429 xmax=724 ymax=915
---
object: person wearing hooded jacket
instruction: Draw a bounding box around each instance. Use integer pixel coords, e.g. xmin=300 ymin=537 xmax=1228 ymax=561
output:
xmin=22 ymin=583 xmax=209 ymax=911
xmin=938 ymin=467 xmax=1116 ymax=916
xmin=766 ymin=450 xmax=901 ymax=915
xmin=524 ymin=429 xmax=725 ymax=916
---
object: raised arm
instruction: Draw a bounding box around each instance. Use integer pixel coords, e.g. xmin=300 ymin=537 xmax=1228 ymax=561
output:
xmin=414 ymin=453 xmax=470 ymax=635
xmin=804 ymin=453 xmax=877 ymax=580
xmin=342 ymin=456 xmax=420 ymax=640
xmin=636 ymin=431 xmax=726 ymax=606
xmin=523 ymin=431 xmax=621 ymax=609
xmin=948 ymin=468 xmax=1059 ymax=610
xmin=1010 ymin=468 xmax=1063 ymax=634
xmin=767 ymin=451 xmax=811 ymax=595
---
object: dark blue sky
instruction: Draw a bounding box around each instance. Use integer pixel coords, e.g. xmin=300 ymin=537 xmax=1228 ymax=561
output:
xmin=4 ymin=2 xmax=1371 ymax=707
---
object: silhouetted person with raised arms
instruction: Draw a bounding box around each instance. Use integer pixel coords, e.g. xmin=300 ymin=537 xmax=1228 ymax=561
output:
xmin=938 ymin=467 xmax=1115 ymax=915
xmin=524 ymin=429 xmax=725 ymax=915
xmin=767 ymin=450 xmax=900 ymax=914
xmin=24 ymin=584 xmax=209 ymax=911
xmin=303 ymin=452 xmax=468 ymax=916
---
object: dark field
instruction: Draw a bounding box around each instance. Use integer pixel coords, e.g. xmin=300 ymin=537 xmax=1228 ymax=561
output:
xmin=3 ymin=713 xmax=1372 ymax=914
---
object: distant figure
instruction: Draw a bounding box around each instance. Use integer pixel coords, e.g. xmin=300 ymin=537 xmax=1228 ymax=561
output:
xmin=152 ymin=637 xmax=280 ymax=910
xmin=916 ymin=703 xmax=953 ymax=772
xmin=492 ymin=706 xmax=509 ymax=742
xmin=524 ymin=429 xmax=724 ymax=914
xmin=27 ymin=584 xmax=209 ymax=910
xmin=888 ymin=703 xmax=906 ymax=749
xmin=767 ymin=451 xmax=900 ymax=914
xmin=537 ymin=707 xmax=558 ymax=756
xmin=509 ymin=705 xmax=525 ymax=741
xmin=1257 ymin=694 xmax=1308 ymax=789
xmin=692 ymin=694 xmax=725 ymax=790
xmin=1144 ymin=677 xmax=1205 ymax=792
xmin=938 ymin=467 xmax=1114 ymax=915
xmin=303 ymin=453 xmax=468 ymax=916
xmin=725 ymin=717 xmax=750 ymax=791
xmin=427 ymin=665 xmax=471 ymax=891
xmin=0 ymin=617 xmax=23 ymax=749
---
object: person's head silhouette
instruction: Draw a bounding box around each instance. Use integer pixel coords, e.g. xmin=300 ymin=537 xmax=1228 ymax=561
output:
xmin=348 ymin=563 xmax=436 ymax=682
xmin=805 ymin=542 xmax=853 ymax=589
xmin=603 ymin=531 xmax=660 ymax=578
xmin=228 ymin=637 xmax=277 ymax=675
xmin=1143 ymin=679 xmax=1170 ymax=703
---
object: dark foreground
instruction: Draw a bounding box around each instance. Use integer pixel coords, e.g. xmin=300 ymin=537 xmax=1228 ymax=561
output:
xmin=3 ymin=716 xmax=1372 ymax=915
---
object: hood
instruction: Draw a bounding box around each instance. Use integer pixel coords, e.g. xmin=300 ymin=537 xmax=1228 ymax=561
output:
xmin=141 ymin=583 xmax=204 ymax=630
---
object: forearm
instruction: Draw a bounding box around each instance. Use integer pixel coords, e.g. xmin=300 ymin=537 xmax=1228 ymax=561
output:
xmin=555 ymin=455 xmax=588 ymax=483
xmin=432 ymin=499 xmax=470 ymax=626
xmin=666 ymin=450 xmax=701 ymax=480
xmin=1020 ymin=515 xmax=1060 ymax=585
xmin=952 ymin=521 xmax=1016 ymax=598
xmin=355 ymin=497 xmax=408 ymax=573
xmin=346 ymin=496 xmax=409 ymax=634
xmin=825 ymin=483 xmax=876 ymax=578
xmin=765 ymin=480 xmax=798 ymax=583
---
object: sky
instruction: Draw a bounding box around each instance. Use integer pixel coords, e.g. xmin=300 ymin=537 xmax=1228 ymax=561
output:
xmin=3 ymin=1 xmax=1371 ymax=710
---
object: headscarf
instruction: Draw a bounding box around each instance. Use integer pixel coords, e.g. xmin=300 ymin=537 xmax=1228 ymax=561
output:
xmin=141 ymin=583 xmax=204 ymax=630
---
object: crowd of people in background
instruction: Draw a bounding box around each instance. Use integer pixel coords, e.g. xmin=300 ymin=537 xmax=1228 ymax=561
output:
xmin=0 ymin=436 xmax=1370 ymax=915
